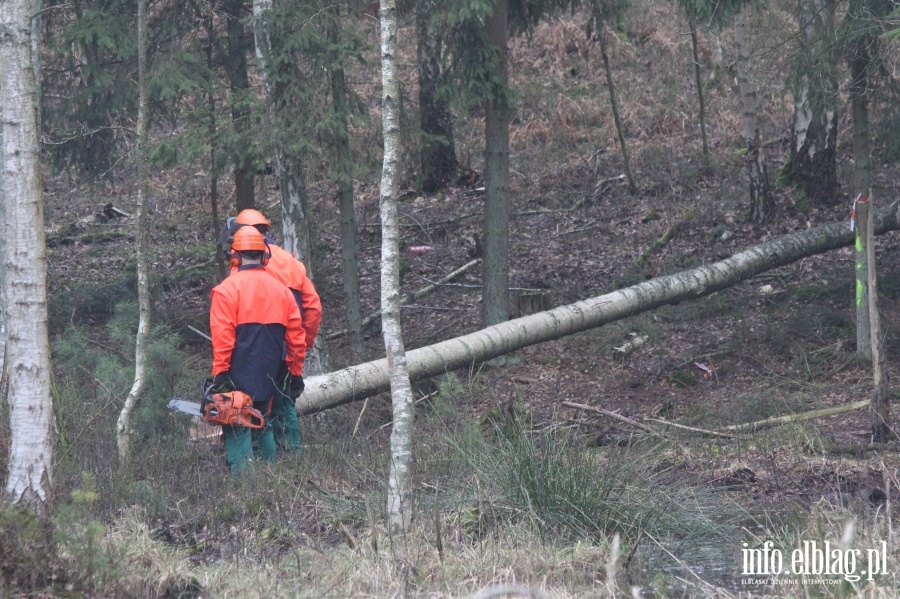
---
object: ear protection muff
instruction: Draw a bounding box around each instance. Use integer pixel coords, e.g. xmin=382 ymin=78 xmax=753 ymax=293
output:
xmin=228 ymin=225 xmax=270 ymax=269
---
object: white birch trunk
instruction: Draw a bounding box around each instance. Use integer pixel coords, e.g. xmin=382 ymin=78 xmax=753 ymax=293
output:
xmin=31 ymin=0 xmax=41 ymax=127
xmin=116 ymin=0 xmax=151 ymax=465
xmin=1 ymin=0 xmax=54 ymax=516
xmin=787 ymin=0 xmax=838 ymax=203
xmin=298 ymin=204 xmax=900 ymax=413
xmin=0 ymin=125 xmax=6 ymax=393
xmin=865 ymin=197 xmax=891 ymax=441
xmin=380 ymin=0 xmax=415 ymax=532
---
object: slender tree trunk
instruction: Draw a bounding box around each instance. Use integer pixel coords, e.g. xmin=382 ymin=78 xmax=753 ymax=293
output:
xmin=784 ymin=0 xmax=838 ymax=205
xmin=596 ymin=23 xmax=636 ymax=192
xmin=251 ymin=0 xmax=327 ymax=375
xmin=297 ymin=204 xmax=900 ymax=412
xmin=224 ymin=0 xmax=255 ymax=211
xmin=417 ymin=0 xmax=457 ymax=193
xmin=328 ymin=4 xmax=366 ymax=364
xmin=848 ymin=0 xmax=873 ymax=358
xmin=865 ymin=199 xmax=891 ymax=441
xmin=482 ymin=0 xmax=510 ymax=327
xmin=0 ymin=125 xmax=6 ymax=393
xmin=1 ymin=0 xmax=54 ymax=516
xmin=380 ymin=0 xmax=415 ymax=532
xmin=708 ymin=30 xmax=723 ymax=90
xmin=278 ymin=159 xmax=329 ymax=376
xmin=733 ymin=4 xmax=771 ymax=223
xmin=855 ymin=197 xmax=871 ymax=358
xmin=688 ymin=17 xmax=709 ymax=170
xmin=116 ymin=0 xmax=151 ymax=465
xmin=206 ymin=10 xmax=227 ymax=282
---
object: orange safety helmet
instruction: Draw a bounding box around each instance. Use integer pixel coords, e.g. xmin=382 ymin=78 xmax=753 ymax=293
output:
xmin=235 ymin=209 xmax=271 ymax=231
xmin=228 ymin=226 xmax=271 ymax=267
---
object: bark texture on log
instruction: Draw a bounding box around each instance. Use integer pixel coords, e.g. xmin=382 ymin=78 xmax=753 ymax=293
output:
xmin=298 ymin=205 xmax=900 ymax=414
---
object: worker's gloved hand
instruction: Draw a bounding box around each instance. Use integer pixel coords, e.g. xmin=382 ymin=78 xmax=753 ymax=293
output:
xmin=288 ymin=374 xmax=305 ymax=398
xmin=211 ymin=371 xmax=236 ymax=392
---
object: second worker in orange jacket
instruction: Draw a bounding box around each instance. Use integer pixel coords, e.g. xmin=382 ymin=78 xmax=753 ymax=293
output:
xmin=230 ymin=209 xmax=322 ymax=455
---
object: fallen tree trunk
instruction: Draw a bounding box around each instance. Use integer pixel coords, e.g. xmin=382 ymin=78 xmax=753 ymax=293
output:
xmin=298 ymin=205 xmax=900 ymax=414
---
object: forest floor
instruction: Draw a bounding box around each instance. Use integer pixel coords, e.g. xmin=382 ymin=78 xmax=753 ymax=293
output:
xmin=25 ymin=1 xmax=900 ymax=597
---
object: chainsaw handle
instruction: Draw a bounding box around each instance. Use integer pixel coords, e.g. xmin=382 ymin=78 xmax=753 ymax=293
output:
xmin=240 ymin=407 xmax=266 ymax=430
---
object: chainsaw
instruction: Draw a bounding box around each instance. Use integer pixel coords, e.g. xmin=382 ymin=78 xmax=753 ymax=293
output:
xmin=168 ymin=378 xmax=265 ymax=429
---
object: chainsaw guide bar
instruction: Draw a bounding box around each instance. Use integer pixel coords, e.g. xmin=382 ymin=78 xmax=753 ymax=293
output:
xmin=168 ymin=398 xmax=203 ymax=417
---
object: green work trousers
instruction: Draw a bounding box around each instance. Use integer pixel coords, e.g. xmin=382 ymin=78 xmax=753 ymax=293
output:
xmin=222 ymin=418 xmax=276 ymax=475
xmin=271 ymin=386 xmax=303 ymax=455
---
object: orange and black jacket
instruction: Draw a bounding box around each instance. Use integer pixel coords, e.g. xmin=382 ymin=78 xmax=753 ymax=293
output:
xmin=267 ymin=244 xmax=322 ymax=347
xmin=210 ymin=265 xmax=306 ymax=405
xmin=230 ymin=242 xmax=322 ymax=349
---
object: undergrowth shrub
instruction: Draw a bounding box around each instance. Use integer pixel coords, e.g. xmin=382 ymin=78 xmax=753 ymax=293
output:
xmin=48 ymin=274 xmax=138 ymax=335
xmin=53 ymin=472 xmax=119 ymax=594
xmin=447 ymin=419 xmax=732 ymax=548
xmin=52 ymin=300 xmax=200 ymax=507
xmin=0 ymin=502 xmax=55 ymax=593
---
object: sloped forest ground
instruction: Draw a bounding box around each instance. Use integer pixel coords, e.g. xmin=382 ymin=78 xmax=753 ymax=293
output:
xmin=9 ymin=0 xmax=900 ymax=597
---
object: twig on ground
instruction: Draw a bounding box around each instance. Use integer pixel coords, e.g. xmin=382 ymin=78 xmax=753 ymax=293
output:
xmin=635 ymin=224 xmax=679 ymax=269
xmin=647 ymin=418 xmax=737 ymax=439
xmin=721 ymin=399 xmax=870 ymax=433
xmin=352 ymin=398 xmax=369 ymax=438
xmin=562 ymin=401 xmax=663 ymax=437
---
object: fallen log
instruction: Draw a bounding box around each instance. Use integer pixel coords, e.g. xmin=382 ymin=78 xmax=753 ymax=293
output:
xmin=298 ymin=204 xmax=900 ymax=414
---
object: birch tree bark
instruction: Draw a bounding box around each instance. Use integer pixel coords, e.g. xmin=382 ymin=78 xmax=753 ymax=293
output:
xmin=1 ymin=0 xmax=54 ymax=516
xmin=0 ymin=127 xmax=6 ymax=394
xmin=380 ymin=0 xmax=415 ymax=532
xmin=865 ymin=198 xmax=891 ymax=441
xmin=855 ymin=196 xmax=871 ymax=357
xmin=116 ymin=0 xmax=151 ymax=465
xmin=847 ymin=0 xmax=874 ymax=358
xmin=784 ymin=0 xmax=839 ymax=205
xmin=733 ymin=4 xmax=771 ymax=223
xmin=298 ymin=203 xmax=900 ymax=412
xmin=31 ymin=0 xmax=41 ymax=128
xmin=0 ymin=165 xmax=6 ymax=403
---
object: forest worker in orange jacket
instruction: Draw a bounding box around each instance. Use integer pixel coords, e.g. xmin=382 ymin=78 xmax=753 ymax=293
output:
xmin=231 ymin=208 xmax=322 ymax=455
xmin=210 ymin=226 xmax=306 ymax=473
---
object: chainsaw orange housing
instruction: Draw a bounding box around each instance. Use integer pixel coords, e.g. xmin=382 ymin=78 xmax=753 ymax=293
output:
xmin=202 ymin=390 xmax=265 ymax=429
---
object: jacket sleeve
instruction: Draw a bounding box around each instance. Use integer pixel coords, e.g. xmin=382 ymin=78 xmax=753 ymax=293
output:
xmin=209 ymin=288 xmax=237 ymax=375
xmin=284 ymin=294 xmax=307 ymax=376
